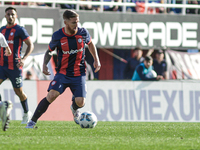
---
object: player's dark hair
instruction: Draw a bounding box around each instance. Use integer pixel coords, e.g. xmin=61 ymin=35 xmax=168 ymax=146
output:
xmin=5 ymin=7 xmax=17 ymax=12
xmin=145 ymin=56 xmax=153 ymax=62
xmin=63 ymin=9 xmax=79 ymax=20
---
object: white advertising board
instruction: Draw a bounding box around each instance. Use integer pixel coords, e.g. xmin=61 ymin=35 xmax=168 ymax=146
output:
xmin=2 ymin=80 xmax=199 ymax=122
xmin=81 ymin=80 xmax=200 ymax=122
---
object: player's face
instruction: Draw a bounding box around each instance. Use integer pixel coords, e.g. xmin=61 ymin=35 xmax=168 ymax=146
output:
xmin=65 ymin=17 xmax=79 ymax=35
xmin=144 ymin=60 xmax=153 ymax=69
xmin=5 ymin=9 xmax=17 ymax=26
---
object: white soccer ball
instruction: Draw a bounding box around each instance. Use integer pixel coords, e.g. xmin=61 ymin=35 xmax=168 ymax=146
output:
xmin=79 ymin=111 xmax=98 ymax=128
xmin=146 ymin=70 xmax=157 ymax=78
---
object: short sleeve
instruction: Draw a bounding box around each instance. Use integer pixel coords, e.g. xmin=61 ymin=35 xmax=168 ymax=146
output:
xmin=85 ymin=28 xmax=92 ymax=45
xmin=48 ymin=33 xmax=57 ymax=51
xmin=19 ymin=27 xmax=30 ymax=41
xmin=0 ymin=33 xmax=8 ymax=47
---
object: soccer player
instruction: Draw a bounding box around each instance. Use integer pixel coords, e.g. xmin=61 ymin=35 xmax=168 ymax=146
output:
xmin=26 ymin=9 xmax=101 ymax=128
xmin=0 ymin=32 xmax=13 ymax=131
xmin=0 ymin=7 xmax=34 ymax=124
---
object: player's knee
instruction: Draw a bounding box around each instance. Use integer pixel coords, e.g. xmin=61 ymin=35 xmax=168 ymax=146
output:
xmin=47 ymin=90 xmax=60 ymax=103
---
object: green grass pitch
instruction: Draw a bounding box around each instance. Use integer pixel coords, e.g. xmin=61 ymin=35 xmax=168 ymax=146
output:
xmin=0 ymin=121 xmax=200 ymax=150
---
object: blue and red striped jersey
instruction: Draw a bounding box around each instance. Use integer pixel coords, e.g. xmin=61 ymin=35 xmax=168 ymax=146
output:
xmin=0 ymin=23 xmax=30 ymax=70
xmin=48 ymin=27 xmax=92 ymax=77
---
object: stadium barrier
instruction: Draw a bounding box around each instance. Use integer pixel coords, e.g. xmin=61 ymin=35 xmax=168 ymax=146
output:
xmin=1 ymin=80 xmax=200 ymax=122
xmin=1 ymin=0 xmax=200 ymax=15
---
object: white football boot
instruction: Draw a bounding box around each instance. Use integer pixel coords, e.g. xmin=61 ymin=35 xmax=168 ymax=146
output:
xmin=70 ymin=105 xmax=81 ymax=125
xmin=21 ymin=111 xmax=32 ymax=124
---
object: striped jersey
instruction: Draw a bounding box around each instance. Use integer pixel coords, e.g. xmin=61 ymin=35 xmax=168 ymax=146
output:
xmin=0 ymin=23 xmax=30 ymax=70
xmin=48 ymin=27 xmax=92 ymax=77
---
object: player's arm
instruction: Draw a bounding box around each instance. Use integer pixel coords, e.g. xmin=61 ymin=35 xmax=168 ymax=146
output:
xmin=87 ymin=41 xmax=101 ymax=73
xmin=42 ymin=49 xmax=53 ymax=75
xmin=16 ymin=38 xmax=34 ymax=68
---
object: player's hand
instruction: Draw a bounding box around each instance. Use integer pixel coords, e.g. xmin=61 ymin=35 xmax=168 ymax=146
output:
xmin=93 ymin=60 xmax=101 ymax=73
xmin=4 ymin=47 xmax=12 ymax=56
xmin=43 ymin=64 xmax=51 ymax=75
xmin=15 ymin=58 xmax=25 ymax=68
xmin=156 ymin=75 xmax=163 ymax=80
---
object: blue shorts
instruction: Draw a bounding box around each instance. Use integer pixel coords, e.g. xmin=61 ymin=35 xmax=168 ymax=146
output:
xmin=48 ymin=73 xmax=87 ymax=98
xmin=0 ymin=66 xmax=23 ymax=88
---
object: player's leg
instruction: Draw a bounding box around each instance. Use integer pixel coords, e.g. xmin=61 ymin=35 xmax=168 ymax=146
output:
xmin=0 ymin=67 xmax=13 ymax=130
xmin=8 ymin=67 xmax=32 ymax=124
xmin=13 ymin=87 xmax=32 ymax=124
xmin=70 ymin=76 xmax=87 ymax=124
xmin=0 ymin=66 xmax=7 ymax=102
xmin=0 ymin=79 xmax=4 ymax=102
xmin=26 ymin=73 xmax=65 ymax=128
xmin=26 ymin=89 xmax=60 ymax=128
xmin=0 ymin=100 xmax=13 ymax=131
xmin=70 ymin=97 xmax=85 ymax=124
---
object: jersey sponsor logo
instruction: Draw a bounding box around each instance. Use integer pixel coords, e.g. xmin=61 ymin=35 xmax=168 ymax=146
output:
xmin=62 ymin=48 xmax=83 ymax=55
xmin=7 ymin=40 xmax=14 ymax=44
xmin=61 ymin=42 xmax=67 ymax=45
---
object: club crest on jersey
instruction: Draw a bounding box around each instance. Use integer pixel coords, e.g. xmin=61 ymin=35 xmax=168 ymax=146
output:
xmin=51 ymin=81 xmax=57 ymax=86
xmin=78 ymin=38 xmax=82 ymax=43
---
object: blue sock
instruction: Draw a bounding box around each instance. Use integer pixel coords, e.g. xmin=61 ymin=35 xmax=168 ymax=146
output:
xmin=31 ymin=97 xmax=50 ymax=123
xmin=21 ymin=99 xmax=29 ymax=113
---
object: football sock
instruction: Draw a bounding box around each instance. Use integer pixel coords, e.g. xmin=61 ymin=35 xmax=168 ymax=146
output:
xmin=21 ymin=99 xmax=29 ymax=113
xmin=31 ymin=97 xmax=50 ymax=123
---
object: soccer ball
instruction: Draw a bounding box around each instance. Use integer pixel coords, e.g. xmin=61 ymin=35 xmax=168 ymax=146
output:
xmin=79 ymin=111 xmax=98 ymax=128
xmin=146 ymin=70 xmax=157 ymax=78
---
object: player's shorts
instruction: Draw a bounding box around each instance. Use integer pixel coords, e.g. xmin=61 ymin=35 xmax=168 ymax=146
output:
xmin=0 ymin=65 xmax=23 ymax=88
xmin=48 ymin=73 xmax=87 ymax=98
